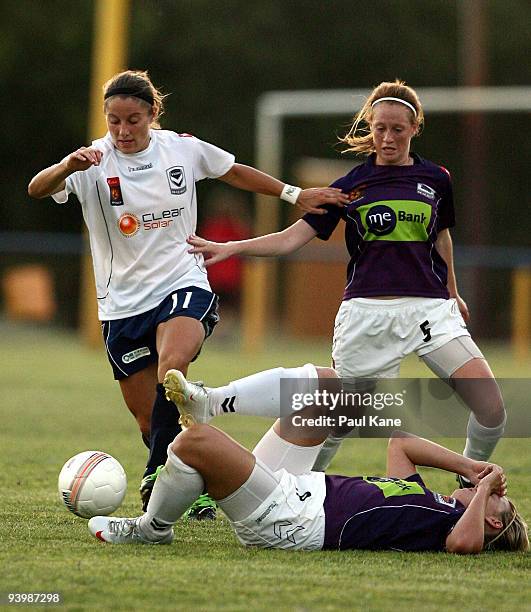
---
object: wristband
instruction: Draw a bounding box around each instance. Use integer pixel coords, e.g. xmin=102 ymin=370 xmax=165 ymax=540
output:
xmin=280 ymin=184 xmax=302 ymax=205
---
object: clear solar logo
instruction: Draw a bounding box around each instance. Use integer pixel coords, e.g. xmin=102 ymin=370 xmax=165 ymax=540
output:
xmin=118 ymin=213 xmax=140 ymax=237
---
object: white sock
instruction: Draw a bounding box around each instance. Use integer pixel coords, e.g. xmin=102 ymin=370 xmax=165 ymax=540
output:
xmin=207 ymin=364 xmax=319 ymax=418
xmin=252 ymin=426 xmax=324 ymax=474
xmin=139 ymin=447 xmax=204 ymax=540
xmin=463 ymin=412 xmax=507 ymax=461
xmin=311 ymin=435 xmax=344 ymax=472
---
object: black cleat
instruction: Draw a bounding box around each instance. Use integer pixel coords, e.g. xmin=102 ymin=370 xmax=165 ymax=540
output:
xmin=456 ymin=474 xmax=474 ymax=488
xmin=185 ymin=493 xmax=217 ymax=521
xmin=139 ymin=465 xmax=164 ymax=512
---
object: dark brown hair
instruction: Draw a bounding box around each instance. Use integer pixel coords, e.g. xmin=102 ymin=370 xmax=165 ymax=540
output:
xmin=103 ymin=70 xmax=167 ymax=129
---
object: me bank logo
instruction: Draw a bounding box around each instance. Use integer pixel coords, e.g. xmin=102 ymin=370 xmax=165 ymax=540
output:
xmin=361 ymin=201 xmax=430 ymax=240
xmin=365 ymin=205 xmax=397 ymax=236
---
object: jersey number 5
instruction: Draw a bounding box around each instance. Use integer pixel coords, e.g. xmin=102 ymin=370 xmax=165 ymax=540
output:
xmin=420 ymin=320 xmax=431 ymax=342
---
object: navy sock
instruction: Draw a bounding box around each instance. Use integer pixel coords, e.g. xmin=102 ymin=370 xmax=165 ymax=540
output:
xmin=144 ymin=384 xmax=182 ymax=476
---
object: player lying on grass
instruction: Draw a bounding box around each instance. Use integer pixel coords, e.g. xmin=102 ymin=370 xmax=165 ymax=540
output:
xmin=89 ymin=365 xmax=528 ymax=553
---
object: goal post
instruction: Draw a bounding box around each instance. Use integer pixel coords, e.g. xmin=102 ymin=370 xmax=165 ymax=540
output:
xmin=81 ymin=0 xmax=130 ymax=347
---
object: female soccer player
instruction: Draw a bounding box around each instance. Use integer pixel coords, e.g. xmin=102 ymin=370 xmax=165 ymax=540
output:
xmin=28 ymin=70 xmax=348 ymax=515
xmin=186 ymin=80 xmax=506 ymax=476
xmin=88 ymin=365 xmax=528 ymax=553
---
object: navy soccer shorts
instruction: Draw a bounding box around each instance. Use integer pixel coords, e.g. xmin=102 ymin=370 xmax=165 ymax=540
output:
xmin=101 ymin=286 xmax=219 ymax=380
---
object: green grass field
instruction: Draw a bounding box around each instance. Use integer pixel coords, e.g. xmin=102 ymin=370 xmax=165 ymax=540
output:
xmin=0 ymin=323 xmax=529 ymax=611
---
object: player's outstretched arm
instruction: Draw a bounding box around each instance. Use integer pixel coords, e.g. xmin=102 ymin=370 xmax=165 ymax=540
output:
xmin=28 ymin=147 xmax=103 ymax=199
xmin=187 ymin=219 xmax=317 ymax=266
xmin=386 ymin=431 xmax=491 ymax=484
xmin=218 ymin=163 xmax=349 ymax=214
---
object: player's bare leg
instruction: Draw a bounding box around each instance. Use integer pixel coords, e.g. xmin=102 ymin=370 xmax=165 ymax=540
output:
xmin=89 ymin=425 xmax=256 ymax=544
xmin=89 ymin=370 xmax=335 ymax=545
xmin=155 ymin=316 xmax=205 ymax=381
xmin=450 ymin=357 xmax=506 ymax=468
xmin=142 ymin=316 xmax=217 ymax=518
xmin=118 ymin=364 xmax=157 ymax=439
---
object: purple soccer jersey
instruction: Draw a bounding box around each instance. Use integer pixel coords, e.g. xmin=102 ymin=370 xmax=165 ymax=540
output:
xmin=303 ymin=153 xmax=455 ymax=299
xmin=323 ymin=473 xmax=465 ymax=552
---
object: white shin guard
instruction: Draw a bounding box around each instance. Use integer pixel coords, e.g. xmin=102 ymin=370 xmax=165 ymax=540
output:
xmin=217 ymin=458 xmax=280 ymax=522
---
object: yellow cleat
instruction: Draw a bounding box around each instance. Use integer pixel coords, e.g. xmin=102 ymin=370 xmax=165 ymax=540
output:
xmin=163 ymin=369 xmax=212 ymax=427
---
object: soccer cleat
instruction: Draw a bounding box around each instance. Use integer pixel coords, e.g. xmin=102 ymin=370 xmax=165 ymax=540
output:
xmin=163 ymin=369 xmax=212 ymax=427
xmin=139 ymin=465 xmax=164 ymax=512
xmin=185 ymin=493 xmax=217 ymax=521
xmin=456 ymin=474 xmax=474 ymax=489
xmin=88 ymin=516 xmax=173 ymax=545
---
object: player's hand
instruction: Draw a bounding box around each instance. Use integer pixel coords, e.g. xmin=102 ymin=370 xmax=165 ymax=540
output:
xmin=62 ymin=147 xmax=103 ymax=172
xmin=477 ymin=463 xmax=507 ymax=497
xmin=464 ymin=460 xmax=490 ymax=486
xmin=454 ymin=294 xmax=470 ymax=323
xmin=187 ymin=235 xmax=236 ymax=267
xmin=296 ymin=187 xmax=349 ymax=215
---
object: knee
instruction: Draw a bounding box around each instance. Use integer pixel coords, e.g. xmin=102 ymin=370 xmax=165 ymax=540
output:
xmin=170 ymin=424 xmax=213 ymax=464
xmin=316 ymin=366 xmax=338 ymax=380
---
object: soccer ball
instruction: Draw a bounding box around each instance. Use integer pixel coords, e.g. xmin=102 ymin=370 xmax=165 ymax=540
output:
xmin=58 ymin=451 xmax=127 ymax=519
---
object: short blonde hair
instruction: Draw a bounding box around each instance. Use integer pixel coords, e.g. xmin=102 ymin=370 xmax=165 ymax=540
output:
xmin=340 ymin=79 xmax=424 ymax=155
xmin=103 ymin=70 xmax=168 ymax=129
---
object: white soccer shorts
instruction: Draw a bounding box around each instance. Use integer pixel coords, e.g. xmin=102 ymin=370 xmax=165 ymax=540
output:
xmin=332 ymin=297 xmax=471 ymax=378
xmin=229 ymin=469 xmax=326 ymax=551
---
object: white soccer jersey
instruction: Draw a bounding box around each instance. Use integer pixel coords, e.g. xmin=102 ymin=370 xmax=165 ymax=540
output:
xmin=52 ymin=130 xmax=235 ymax=320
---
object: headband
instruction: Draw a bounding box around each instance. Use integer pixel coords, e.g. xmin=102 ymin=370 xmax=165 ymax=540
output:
xmin=371 ymin=97 xmax=417 ymax=116
xmin=104 ymin=86 xmax=154 ymax=106
xmin=486 ymin=508 xmax=518 ymax=549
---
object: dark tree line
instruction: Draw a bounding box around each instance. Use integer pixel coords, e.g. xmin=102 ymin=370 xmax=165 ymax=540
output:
xmin=2 ymin=0 xmax=528 ymax=237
